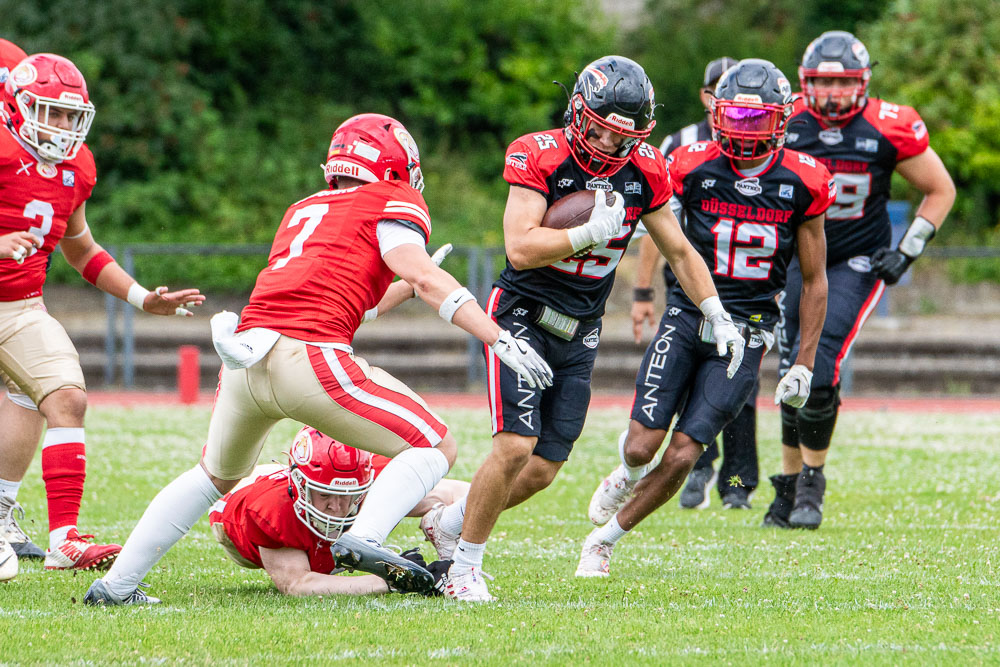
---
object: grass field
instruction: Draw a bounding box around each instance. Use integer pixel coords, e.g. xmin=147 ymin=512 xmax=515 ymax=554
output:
xmin=2 ymin=403 xmax=999 ymax=665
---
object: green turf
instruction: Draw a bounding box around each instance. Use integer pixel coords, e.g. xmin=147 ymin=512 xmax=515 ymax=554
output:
xmin=2 ymin=405 xmax=999 ymax=665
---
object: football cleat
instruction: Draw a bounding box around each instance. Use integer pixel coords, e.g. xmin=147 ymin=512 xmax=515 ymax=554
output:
xmin=762 ymin=473 xmax=798 ymax=528
xmin=789 ymin=468 xmax=826 ymax=529
xmin=0 ymin=495 xmax=46 ymax=559
xmin=678 ymin=465 xmax=718 ymax=509
xmin=721 ymin=486 xmax=754 ymax=510
xmin=332 ymin=533 xmax=435 ymax=595
xmin=83 ymin=579 xmax=161 ymax=606
xmin=588 ymin=465 xmax=638 ymax=526
xmin=419 ymin=502 xmax=460 ymax=560
xmin=44 ymin=529 xmax=121 ymax=571
xmin=0 ymin=535 xmax=18 ymax=582
xmin=444 ymin=564 xmax=495 ymax=602
xmin=575 ymin=530 xmax=613 ymax=578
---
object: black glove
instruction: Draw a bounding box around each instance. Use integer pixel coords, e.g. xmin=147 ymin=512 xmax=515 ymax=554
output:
xmin=400 ymin=547 xmax=428 ymax=570
xmin=871 ymin=247 xmax=913 ymax=286
xmin=425 ymin=559 xmax=453 ymax=597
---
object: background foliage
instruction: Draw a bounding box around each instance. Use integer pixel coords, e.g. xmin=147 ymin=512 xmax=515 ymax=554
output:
xmin=2 ymin=0 xmax=997 ymax=287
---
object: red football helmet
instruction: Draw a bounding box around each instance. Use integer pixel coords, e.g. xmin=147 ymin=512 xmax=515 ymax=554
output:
xmin=3 ymin=53 xmax=95 ymax=162
xmin=0 ymin=39 xmax=27 ymax=83
xmin=322 ymin=113 xmax=424 ymax=193
xmin=287 ymin=427 xmax=374 ymax=540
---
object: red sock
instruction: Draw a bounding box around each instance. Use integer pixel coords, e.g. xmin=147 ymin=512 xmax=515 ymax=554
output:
xmin=41 ymin=428 xmax=87 ymax=533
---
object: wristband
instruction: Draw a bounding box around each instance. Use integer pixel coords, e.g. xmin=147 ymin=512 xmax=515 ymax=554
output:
xmin=362 ymin=306 xmax=378 ymax=323
xmin=698 ymin=295 xmax=725 ymax=321
xmin=438 ymin=287 xmax=476 ymax=323
xmin=633 ymin=287 xmax=654 ymax=302
xmin=127 ymin=283 xmax=151 ymax=311
xmin=898 ymin=216 xmax=936 ymax=259
xmin=82 ymin=250 xmax=115 ymax=286
xmin=567 ymin=225 xmax=597 ymax=253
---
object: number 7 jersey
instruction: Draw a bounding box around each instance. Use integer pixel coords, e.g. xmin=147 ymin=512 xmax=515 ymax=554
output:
xmin=667 ymin=142 xmax=834 ymax=330
xmin=0 ymin=128 xmax=97 ymax=301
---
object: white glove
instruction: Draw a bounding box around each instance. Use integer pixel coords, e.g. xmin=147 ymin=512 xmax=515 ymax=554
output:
xmin=698 ymin=296 xmax=745 ymax=379
xmin=491 ymin=330 xmax=553 ymax=389
xmin=430 ymin=243 xmax=453 ymax=267
xmin=568 ymin=191 xmax=626 ymax=252
xmin=775 ymin=364 xmax=813 ymax=408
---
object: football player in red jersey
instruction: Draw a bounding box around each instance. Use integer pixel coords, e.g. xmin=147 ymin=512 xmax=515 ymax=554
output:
xmin=767 ymin=31 xmax=956 ymax=529
xmin=207 ymin=427 xmax=467 ymax=598
xmin=577 ymin=59 xmax=832 ymax=577
xmin=86 ymin=113 xmax=552 ymax=605
xmin=431 ymin=56 xmax=745 ymax=602
xmin=0 ymin=53 xmax=205 ymax=580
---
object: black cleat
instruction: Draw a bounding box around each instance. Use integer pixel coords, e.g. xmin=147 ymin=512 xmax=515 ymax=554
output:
xmin=762 ymin=473 xmax=798 ymax=528
xmin=679 ymin=466 xmax=718 ymax=509
xmin=84 ymin=579 xmax=161 ymax=606
xmin=332 ymin=533 xmax=435 ymax=595
xmin=721 ymin=485 xmax=754 ymax=510
xmin=789 ymin=468 xmax=826 ymax=529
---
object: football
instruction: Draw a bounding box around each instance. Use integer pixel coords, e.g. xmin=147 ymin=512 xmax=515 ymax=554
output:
xmin=540 ymin=190 xmax=614 ymax=230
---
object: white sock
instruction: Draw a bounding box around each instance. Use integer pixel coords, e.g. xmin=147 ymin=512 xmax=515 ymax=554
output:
xmin=102 ymin=465 xmax=221 ymax=599
xmin=0 ymin=477 xmax=21 ymax=501
xmin=348 ymin=447 xmax=449 ymax=545
xmin=439 ymin=496 xmax=466 ymax=535
xmin=50 ymin=525 xmax=73 ymax=549
xmin=619 ymin=429 xmax=649 ymax=482
xmin=593 ymin=515 xmax=629 ymax=545
xmin=452 ymin=538 xmax=486 ymax=569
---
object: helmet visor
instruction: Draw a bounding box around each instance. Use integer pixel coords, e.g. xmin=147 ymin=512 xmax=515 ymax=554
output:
xmin=713 ymin=100 xmax=787 ymax=159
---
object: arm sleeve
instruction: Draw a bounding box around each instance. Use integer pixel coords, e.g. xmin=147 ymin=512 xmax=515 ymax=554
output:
xmin=376 ymin=220 xmax=427 ymax=257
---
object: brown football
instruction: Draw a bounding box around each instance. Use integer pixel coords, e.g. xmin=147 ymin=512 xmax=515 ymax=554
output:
xmin=540 ymin=190 xmax=614 ymax=230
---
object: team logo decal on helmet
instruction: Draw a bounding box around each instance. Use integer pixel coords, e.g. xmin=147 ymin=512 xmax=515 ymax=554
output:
xmin=286 ymin=428 xmax=374 ymax=541
xmin=322 ymin=113 xmax=424 ymax=192
xmin=798 ymin=30 xmax=872 ymax=122
xmin=3 ymin=53 xmax=95 ymax=163
xmin=563 ymin=55 xmax=657 ymax=177
xmin=712 ymin=58 xmax=793 ymax=161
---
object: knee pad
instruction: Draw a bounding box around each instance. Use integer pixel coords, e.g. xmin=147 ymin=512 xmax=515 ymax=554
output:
xmin=798 ymin=385 xmax=840 ymax=452
xmin=780 ymin=403 xmax=799 ymax=448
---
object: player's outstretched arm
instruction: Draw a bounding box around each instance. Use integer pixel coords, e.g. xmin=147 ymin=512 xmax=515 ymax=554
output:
xmin=383 ymin=243 xmax=552 ymax=389
xmin=259 ymin=546 xmax=389 ymax=596
xmin=362 ymin=244 xmax=453 ymax=323
xmin=872 ymin=148 xmax=956 ymax=285
xmin=58 ymin=203 xmax=206 ymax=317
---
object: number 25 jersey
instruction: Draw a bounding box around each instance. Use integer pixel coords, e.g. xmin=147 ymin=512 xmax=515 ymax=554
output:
xmin=667 ymin=142 xmax=835 ymax=330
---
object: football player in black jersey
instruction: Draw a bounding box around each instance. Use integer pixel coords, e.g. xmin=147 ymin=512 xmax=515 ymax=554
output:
xmin=768 ymin=31 xmax=956 ymax=530
xmin=633 ymin=56 xmax=762 ymax=511
xmin=432 ymin=55 xmax=745 ymax=601
xmin=578 ymin=59 xmax=832 ymax=578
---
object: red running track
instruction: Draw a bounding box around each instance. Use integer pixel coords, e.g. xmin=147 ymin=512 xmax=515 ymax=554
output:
xmin=84 ymin=391 xmax=1000 ymax=413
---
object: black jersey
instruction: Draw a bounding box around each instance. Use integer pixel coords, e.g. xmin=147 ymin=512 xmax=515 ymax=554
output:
xmin=785 ymin=97 xmax=929 ymax=265
xmin=667 ymin=142 xmax=834 ymax=330
xmin=496 ymin=127 xmax=672 ymax=320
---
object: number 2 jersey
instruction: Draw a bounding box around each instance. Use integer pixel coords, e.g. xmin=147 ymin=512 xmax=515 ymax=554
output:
xmin=785 ymin=97 xmax=929 ymax=265
xmin=495 ymin=128 xmax=672 ymax=320
xmin=0 ymin=128 xmax=97 ymax=301
xmin=667 ymin=142 xmax=835 ymax=330
xmin=236 ymin=180 xmax=432 ymax=344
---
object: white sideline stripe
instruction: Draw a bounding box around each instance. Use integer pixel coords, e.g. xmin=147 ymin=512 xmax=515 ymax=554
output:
xmin=384 ymin=200 xmax=431 ymax=228
xmin=485 ymin=288 xmax=502 ymax=433
xmin=320 ymin=347 xmax=442 ymax=446
xmin=42 ymin=427 xmax=85 ymax=448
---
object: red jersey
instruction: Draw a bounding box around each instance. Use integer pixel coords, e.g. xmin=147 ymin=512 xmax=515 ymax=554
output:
xmin=209 ymin=469 xmax=338 ymax=573
xmin=236 ymin=180 xmax=431 ymax=344
xmin=0 ymin=129 xmax=97 ymax=301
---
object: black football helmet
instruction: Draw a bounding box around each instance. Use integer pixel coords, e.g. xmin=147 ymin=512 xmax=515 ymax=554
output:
xmin=712 ymin=58 xmax=793 ymax=160
xmin=563 ymin=55 xmax=656 ymax=176
xmin=798 ymin=30 xmax=872 ymax=122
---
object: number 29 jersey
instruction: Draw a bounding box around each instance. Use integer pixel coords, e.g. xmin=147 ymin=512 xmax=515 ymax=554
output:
xmin=667 ymin=142 xmax=835 ymax=330
xmin=0 ymin=129 xmax=97 ymax=301
xmin=495 ymin=128 xmax=672 ymax=320
xmin=785 ymin=97 xmax=929 ymax=265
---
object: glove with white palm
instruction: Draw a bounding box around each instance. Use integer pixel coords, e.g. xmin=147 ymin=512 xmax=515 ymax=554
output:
xmin=774 ymin=364 xmax=813 ymax=408
xmin=698 ymin=296 xmax=746 ymax=379
xmin=491 ymin=330 xmax=553 ymax=389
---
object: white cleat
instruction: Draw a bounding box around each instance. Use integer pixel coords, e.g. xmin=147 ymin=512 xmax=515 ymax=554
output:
xmin=588 ymin=465 xmax=637 ymax=526
xmin=444 ymin=565 xmax=495 ymax=602
xmin=419 ymin=502 xmax=460 ymax=560
xmin=0 ymin=535 xmax=18 ymax=582
xmin=575 ymin=530 xmax=613 ymax=578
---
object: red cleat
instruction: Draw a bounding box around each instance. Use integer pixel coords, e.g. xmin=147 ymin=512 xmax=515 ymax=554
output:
xmin=44 ymin=529 xmax=121 ymax=571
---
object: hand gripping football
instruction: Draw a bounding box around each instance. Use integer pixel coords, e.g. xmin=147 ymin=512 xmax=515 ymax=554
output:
xmin=542 ymin=190 xmax=616 ymax=257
